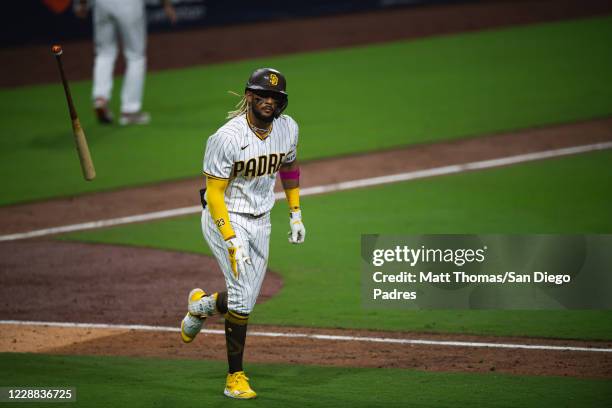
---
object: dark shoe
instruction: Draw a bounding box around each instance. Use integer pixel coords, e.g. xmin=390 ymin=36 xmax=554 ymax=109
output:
xmin=94 ymin=97 xmax=113 ymax=124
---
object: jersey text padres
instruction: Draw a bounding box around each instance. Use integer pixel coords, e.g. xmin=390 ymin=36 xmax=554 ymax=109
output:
xmin=203 ymin=114 xmax=298 ymax=215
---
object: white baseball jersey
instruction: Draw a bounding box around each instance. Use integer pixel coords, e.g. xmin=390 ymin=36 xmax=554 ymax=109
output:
xmin=203 ymin=113 xmax=299 ymax=216
xmin=201 ymin=112 xmax=299 ymax=314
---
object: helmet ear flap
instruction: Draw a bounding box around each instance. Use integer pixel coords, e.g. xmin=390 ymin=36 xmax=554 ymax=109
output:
xmin=275 ymin=96 xmax=288 ymax=118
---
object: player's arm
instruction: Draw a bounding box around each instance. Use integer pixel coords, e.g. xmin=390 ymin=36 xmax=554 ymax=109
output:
xmin=279 ymin=159 xmax=300 ymax=210
xmin=203 ymin=133 xmax=251 ymax=277
xmin=205 ymin=176 xmax=236 ymax=241
xmin=280 ymin=160 xmax=305 ymax=244
xmin=205 ymin=175 xmax=252 ymax=278
xmin=203 ymin=133 xmax=236 ymax=241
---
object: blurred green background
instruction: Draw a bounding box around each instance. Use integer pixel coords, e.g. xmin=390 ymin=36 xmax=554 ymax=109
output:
xmin=1 ymin=16 xmax=611 ymax=204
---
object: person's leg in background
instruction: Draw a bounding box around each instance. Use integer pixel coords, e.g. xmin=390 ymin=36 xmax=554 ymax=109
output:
xmin=116 ymin=0 xmax=150 ymax=125
xmin=92 ymin=1 xmax=118 ymax=124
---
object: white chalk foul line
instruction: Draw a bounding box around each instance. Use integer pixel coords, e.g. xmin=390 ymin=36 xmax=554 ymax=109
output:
xmin=0 ymin=206 xmax=203 ymax=242
xmin=1 ymin=320 xmax=611 ymax=353
xmin=1 ymin=141 xmax=611 ymax=242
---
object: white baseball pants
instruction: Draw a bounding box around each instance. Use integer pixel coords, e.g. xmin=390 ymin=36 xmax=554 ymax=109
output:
xmin=201 ymin=209 xmax=272 ymax=315
xmin=92 ymin=0 xmax=147 ymax=113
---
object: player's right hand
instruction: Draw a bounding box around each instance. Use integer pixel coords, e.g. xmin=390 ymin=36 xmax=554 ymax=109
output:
xmin=226 ymin=237 xmax=252 ymax=279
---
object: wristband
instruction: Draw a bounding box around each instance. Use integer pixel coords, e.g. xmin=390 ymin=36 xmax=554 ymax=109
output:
xmin=279 ymin=167 xmax=300 ymax=181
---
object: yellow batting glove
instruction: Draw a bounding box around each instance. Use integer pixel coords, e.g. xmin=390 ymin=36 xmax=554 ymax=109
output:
xmin=226 ymin=237 xmax=252 ymax=278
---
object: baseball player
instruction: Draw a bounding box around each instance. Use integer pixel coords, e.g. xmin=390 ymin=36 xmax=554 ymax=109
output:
xmin=180 ymin=68 xmax=305 ymax=399
xmin=74 ymin=0 xmax=176 ymax=125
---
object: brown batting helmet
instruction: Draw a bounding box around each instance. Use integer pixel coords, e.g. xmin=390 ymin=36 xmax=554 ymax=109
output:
xmin=246 ymin=68 xmax=288 ymax=117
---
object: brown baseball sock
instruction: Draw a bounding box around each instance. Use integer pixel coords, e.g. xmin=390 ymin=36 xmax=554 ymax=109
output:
xmin=215 ymin=291 xmax=228 ymax=314
xmin=225 ymin=310 xmax=249 ymax=374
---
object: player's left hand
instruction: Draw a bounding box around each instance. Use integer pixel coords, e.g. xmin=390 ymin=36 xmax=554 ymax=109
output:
xmin=288 ymin=210 xmax=306 ymax=244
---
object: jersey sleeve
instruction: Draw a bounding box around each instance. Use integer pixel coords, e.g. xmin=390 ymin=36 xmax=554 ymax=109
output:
xmin=283 ymin=117 xmax=299 ymax=164
xmin=203 ymin=132 xmax=236 ymax=180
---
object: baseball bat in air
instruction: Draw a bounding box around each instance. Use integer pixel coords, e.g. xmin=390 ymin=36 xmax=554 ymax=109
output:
xmin=51 ymin=44 xmax=96 ymax=181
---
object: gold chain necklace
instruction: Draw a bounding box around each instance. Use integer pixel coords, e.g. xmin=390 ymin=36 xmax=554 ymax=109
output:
xmin=246 ymin=113 xmax=273 ymax=140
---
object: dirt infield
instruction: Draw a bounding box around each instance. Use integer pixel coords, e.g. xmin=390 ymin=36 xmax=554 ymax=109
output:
xmin=0 ymin=240 xmax=282 ymax=326
xmin=1 ymin=0 xmax=612 ymax=380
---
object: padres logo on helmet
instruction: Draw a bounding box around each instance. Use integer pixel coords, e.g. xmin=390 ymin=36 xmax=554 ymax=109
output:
xmin=244 ymin=68 xmax=289 ymax=118
xmin=269 ymin=73 xmax=279 ymax=86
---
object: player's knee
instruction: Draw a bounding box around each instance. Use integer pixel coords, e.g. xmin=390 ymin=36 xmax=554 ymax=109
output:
xmin=228 ymin=299 xmax=253 ymax=315
xmin=95 ymin=49 xmax=118 ymax=61
xmin=227 ymin=295 xmax=257 ymax=316
xmin=124 ymin=52 xmax=146 ymax=64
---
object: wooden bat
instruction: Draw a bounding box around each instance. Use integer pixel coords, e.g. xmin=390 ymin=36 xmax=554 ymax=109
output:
xmin=51 ymin=44 xmax=96 ymax=181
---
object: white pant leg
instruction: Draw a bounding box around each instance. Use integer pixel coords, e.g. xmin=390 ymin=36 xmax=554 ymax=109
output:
xmin=114 ymin=0 xmax=147 ymax=113
xmin=201 ymin=209 xmax=271 ymax=314
xmin=245 ymin=213 xmax=272 ymax=311
xmin=92 ymin=2 xmax=118 ymax=102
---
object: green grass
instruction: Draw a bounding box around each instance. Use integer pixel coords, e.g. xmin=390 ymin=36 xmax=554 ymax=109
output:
xmin=1 ymin=16 xmax=612 ymax=204
xmin=63 ymin=150 xmax=612 ymax=339
xmin=1 ymin=353 xmax=610 ymax=407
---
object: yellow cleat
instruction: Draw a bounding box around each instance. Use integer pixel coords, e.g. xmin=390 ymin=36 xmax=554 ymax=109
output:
xmin=224 ymin=371 xmax=257 ymax=399
xmin=180 ymin=288 xmax=206 ymax=343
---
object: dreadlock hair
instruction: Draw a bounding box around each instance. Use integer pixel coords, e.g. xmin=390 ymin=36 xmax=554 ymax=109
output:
xmin=226 ymin=91 xmax=248 ymax=119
